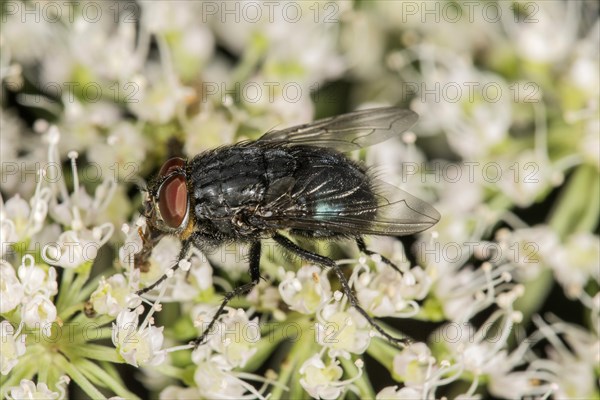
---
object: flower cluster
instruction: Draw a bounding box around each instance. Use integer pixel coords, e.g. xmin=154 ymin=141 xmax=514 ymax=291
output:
xmin=2 ymin=1 xmax=598 ymax=399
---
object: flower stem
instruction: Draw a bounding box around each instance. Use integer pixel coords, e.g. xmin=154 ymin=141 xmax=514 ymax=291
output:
xmin=549 ymin=164 xmax=599 ymax=236
xmin=54 ymin=354 xmax=106 ymax=399
xmin=515 ymin=164 xmax=599 ymax=323
xmin=76 ymin=357 xmax=141 ymax=399
xmin=269 ymin=325 xmax=316 ymax=400
xmin=340 ymin=356 xmax=375 ymax=399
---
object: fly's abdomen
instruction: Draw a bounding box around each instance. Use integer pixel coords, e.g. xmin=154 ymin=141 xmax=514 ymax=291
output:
xmin=282 ymin=146 xmax=378 ymax=237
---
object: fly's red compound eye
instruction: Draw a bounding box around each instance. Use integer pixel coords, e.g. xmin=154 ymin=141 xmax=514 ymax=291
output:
xmin=159 ymin=157 xmax=186 ymax=177
xmin=158 ymin=174 xmax=188 ymax=229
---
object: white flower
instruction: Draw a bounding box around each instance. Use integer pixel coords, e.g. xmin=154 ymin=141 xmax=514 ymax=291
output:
xmin=0 ymin=111 xmax=44 ymax=197
xmin=523 ymin=316 xmax=600 ymax=399
xmin=89 ymin=274 xmax=131 ymax=317
xmin=279 ymin=265 xmax=332 ymax=314
xmin=0 ymin=210 xmax=18 ymax=259
xmin=159 ymin=386 xmax=201 ymax=400
xmin=376 ymin=386 xmax=422 ymax=400
xmin=497 ymin=225 xmax=560 ymax=281
xmin=1 ymin=185 xmax=50 ymax=243
xmin=210 ymin=4 xmax=345 ymax=84
xmin=112 ymin=310 xmax=166 ymax=367
xmin=300 ymin=355 xmax=344 ymax=400
xmin=356 ymin=263 xmax=428 ymax=317
xmin=208 ymin=308 xmax=261 ymax=369
xmin=67 ymin=16 xmax=144 ymax=82
xmin=316 ymin=300 xmax=371 ymax=357
xmin=299 ymin=354 xmax=364 ymax=400
xmin=42 ymin=226 xmax=112 ymax=269
xmin=550 ymin=232 xmax=600 ymax=299
xmin=17 ymin=256 xmax=57 ymax=298
xmin=430 ymin=260 xmax=515 ymax=323
xmin=164 ymin=253 xmax=214 ymax=302
xmin=2 ymin=11 xmax=57 ymax=65
xmin=488 ymin=370 xmax=555 ymax=399
xmin=193 ymin=360 xmax=251 ymax=399
xmin=55 ymin=101 xmax=120 ymax=155
xmin=125 ymin=229 xmax=207 ymax=301
xmin=5 ymin=376 xmax=70 ymax=400
xmin=247 ymin=279 xmax=282 ymax=317
xmin=407 ymin=51 xmax=511 ymax=159
xmin=566 ymin=19 xmax=600 ymax=98
xmin=127 ymin=71 xmax=193 ymax=124
xmin=502 ymin=1 xmax=579 ymax=63
xmin=137 ymin=235 xmax=181 ymax=289
xmin=1 ymin=195 xmax=29 ymax=240
xmin=118 ymin=219 xmax=145 ymax=269
xmin=20 ymin=293 xmax=57 ymax=332
xmin=5 ymin=380 xmax=59 ymax=400
xmin=46 ymin=138 xmax=118 ymax=229
xmin=139 ymin=1 xmax=202 ymax=34
xmin=0 ymin=260 xmax=24 ymax=313
xmin=437 ymin=307 xmax=521 ymax=379
xmin=393 ymin=342 xmax=436 ymax=386
xmin=183 ymin=109 xmax=237 ymax=155
xmin=495 ymin=150 xmax=559 ymax=208
xmin=0 ymin=321 xmax=27 ymax=375
xmin=87 ymin=121 xmax=148 ymax=181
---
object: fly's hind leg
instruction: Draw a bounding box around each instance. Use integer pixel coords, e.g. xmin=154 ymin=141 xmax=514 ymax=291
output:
xmin=273 ymin=233 xmax=410 ymax=347
xmin=356 ymin=237 xmax=403 ymax=275
xmin=190 ymin=241 xmax=261 ymax=348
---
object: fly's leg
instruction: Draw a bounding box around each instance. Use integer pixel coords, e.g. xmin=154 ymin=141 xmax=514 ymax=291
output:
xmin=190 ymin=241 xmax=261 ymax=348
xmin=356 ymin=237 xmax=403 ymax=275
xmin=273 ymin=233 xmax=410 ymax=347
xmin=136 ymin=240 xmax=192 ymax=295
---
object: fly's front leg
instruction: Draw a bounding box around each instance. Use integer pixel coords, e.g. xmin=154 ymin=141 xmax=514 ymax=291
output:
xmin=274 ymin=233 xmax=410 ymax=347
xmin=191 ymin=241 xmax=262 ymax=348
xmin=136 ymin=239 xmax=192 ymax=296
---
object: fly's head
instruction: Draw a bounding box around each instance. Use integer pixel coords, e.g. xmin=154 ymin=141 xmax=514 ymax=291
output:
xmin=146 ymin=157 xmax=191 ymax=236
xmin=135 ymin=157 xmax=191 ymax=271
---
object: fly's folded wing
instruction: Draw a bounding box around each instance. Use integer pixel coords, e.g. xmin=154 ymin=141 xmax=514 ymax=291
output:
xmin=258 ymin=107 xmax=419 ymax=152
xmin=261 ymin=175 xmax=440 ymax=237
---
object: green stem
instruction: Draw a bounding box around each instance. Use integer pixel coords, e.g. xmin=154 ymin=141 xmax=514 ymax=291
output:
xmin=63 ymin=344 xmax=122 ymax=363
xmin=340 ymin=356 xmax=375 ymax=399
xmin=55 ymin=269 xmax=75 ymax=312
xmin=242 ymin=320 xmax=297 ymax=372
xmin=549 ymin=165 xmax=599 ymax=237
xmin=76 ymin=358 xmax=141 ymax=399
xmin=515 ymin=165 xmax=599 ymax=324
xmin=54 ymin=354 xmax=107 ymax=400
xmin=367 ymin=338 xmax=400 ymax=372
xmin=229 ymin=36 xmax=266 ymax=88
xmin=270 ymin=328 xmax=316 ymax=400
xmin=153 ymin=364 xmax=188 ymax=381
xmin=59 ymin=303 xmax=84 ymax=321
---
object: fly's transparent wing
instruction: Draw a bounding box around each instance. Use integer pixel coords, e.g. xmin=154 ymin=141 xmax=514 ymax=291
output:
xmin=263 ymin=178 xmax=440 ymax=237
xmin=350 ymin=179 xmax=440 ymax=235
xmin=258 ymin=107 xmax=418 ymax=152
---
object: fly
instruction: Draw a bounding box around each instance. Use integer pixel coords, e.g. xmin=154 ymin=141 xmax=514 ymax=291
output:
xmin=136 ymin=107 xmax=440 ymax=347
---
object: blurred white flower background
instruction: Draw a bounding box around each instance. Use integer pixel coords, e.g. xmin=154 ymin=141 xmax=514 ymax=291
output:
xmin=1 ymin=1 xmax=599 ymax=399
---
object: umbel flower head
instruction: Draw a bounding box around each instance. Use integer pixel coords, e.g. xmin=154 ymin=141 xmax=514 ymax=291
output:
xmin=1 ymin=1 xmax=599 ymax=398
